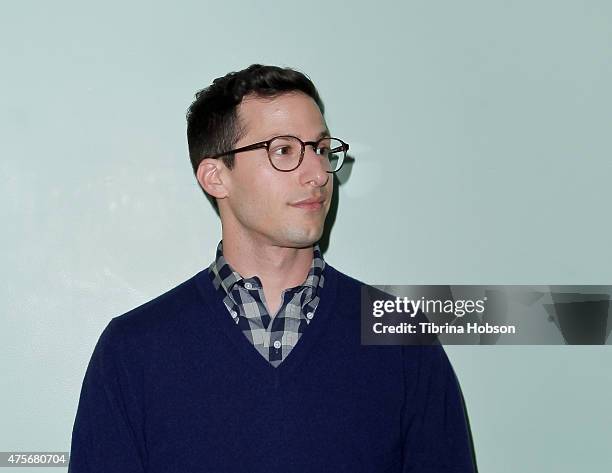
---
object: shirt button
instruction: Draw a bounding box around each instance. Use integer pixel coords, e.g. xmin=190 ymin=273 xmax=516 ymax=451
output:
xmin=244 ymin=282 xmax=253 ymax=290
xmin=306 ymin=311 xmax=314 ymax=319
xmin=273 ymin=340 xmax=281 ymax=349
xmin=231 ymin=311 xmax=238 ymax=318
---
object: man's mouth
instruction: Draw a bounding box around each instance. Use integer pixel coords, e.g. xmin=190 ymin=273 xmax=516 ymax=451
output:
xmin=290 ymin=196 xmax=326 ymax=210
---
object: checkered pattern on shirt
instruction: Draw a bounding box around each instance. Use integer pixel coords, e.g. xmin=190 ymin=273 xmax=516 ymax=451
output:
xmin=208 ymin=240 xmax=325 ymax=367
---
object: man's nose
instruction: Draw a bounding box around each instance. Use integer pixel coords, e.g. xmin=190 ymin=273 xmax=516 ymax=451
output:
xmin=300 ymin=145 xmax=330 ymax=187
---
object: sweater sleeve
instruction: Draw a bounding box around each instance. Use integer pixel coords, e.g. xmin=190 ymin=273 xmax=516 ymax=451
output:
xmin=69 ymin=319 xmax=147 ymax=473
xmin=401 ymin=344 xmax=476 ymax=473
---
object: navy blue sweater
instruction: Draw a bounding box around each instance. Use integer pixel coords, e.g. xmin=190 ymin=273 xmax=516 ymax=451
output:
xmin=69 ymin=263 xmax=475 ymax=472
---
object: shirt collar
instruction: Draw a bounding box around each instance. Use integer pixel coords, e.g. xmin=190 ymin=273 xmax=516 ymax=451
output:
xmin=208 ymin=240 xmax=325 ymax=296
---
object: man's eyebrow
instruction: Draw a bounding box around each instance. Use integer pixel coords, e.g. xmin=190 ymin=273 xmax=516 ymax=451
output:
xmin=316 ymin=129 xmax=331 ymax=140
xmin=261 ymin=130 xmax=331 ymax=142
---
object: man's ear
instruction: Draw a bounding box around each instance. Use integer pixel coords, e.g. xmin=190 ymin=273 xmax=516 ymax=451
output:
xmin=196 ymin=158 xmax=229 ymax=200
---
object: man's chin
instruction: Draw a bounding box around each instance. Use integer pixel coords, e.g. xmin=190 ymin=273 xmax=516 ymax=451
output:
xmin=278 ymin=226 xmax=323 ymax=249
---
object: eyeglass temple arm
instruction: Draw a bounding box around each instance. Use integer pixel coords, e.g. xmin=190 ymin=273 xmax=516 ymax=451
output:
xmin=330 ymin=141 xmax=349 ymax=154
xmin=208 ymin=142 xmax=268 ymax=159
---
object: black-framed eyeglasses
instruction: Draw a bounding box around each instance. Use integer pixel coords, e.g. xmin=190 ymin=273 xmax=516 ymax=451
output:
xmin=208 ymin=135 xmax=350 ymax=173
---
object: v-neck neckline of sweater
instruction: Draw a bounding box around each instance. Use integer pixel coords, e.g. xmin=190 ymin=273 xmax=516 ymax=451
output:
xmin=192 ymin=261 xmax=339 ymax=381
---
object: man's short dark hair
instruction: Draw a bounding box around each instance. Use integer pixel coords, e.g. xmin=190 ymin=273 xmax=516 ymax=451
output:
xmin=186 ymin=64 xmax=325 ymax=211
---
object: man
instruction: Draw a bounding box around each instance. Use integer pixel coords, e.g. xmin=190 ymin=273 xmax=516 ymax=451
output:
xmin=69 ymin=64 xmax=476 ymax=472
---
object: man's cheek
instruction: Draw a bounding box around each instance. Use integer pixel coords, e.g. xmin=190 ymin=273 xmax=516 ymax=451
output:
xmin=258 ymin=197 xmax=279 ymax=223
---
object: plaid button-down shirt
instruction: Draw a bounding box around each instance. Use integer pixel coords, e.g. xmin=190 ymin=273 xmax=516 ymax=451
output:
xmin=208 ymin=240 xmax=326 ymax=367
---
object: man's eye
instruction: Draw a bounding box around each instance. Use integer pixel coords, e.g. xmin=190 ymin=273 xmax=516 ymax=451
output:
xmin=316 ymin=146 xmax=330 ymax=155
xmin=272 ymin=146 xmax=292 ymax=156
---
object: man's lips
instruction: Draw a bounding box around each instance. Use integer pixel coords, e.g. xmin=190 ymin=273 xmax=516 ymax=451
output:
xmin=290 ymin=197 xmax=326 ymax=210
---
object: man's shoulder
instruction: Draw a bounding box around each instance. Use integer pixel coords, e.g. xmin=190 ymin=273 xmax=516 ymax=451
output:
xmin=325 ymin=264 xmax=397 ymax=324
xmin=327 ymin=264 xmax=367 ymax=289
xmin=327 ymin=264 xmax=391 ymax=300
xmin=106 ymin=270 xmax=209 ymax=340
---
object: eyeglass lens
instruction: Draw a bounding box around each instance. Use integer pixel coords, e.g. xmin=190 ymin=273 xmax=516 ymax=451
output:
xmin=268 ymin=136 xmax=345 ymax=172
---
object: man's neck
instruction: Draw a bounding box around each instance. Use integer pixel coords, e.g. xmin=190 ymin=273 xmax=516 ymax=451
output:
xmin=220 ymin=233 xmax=315 ymax=316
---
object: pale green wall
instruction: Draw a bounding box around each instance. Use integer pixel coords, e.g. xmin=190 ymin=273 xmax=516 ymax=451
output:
xmin=2 ymin=1 xmax=611 ymax=471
